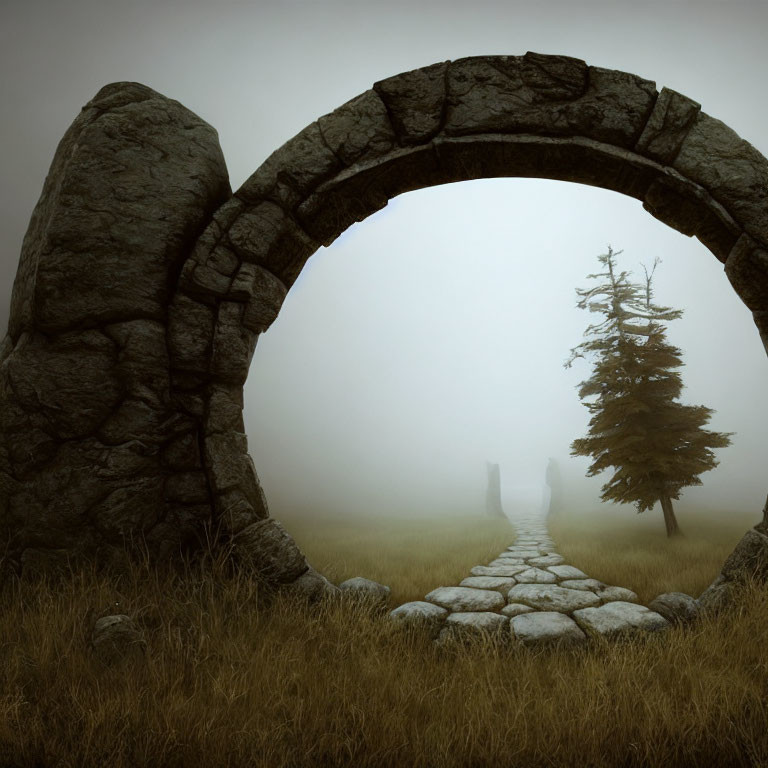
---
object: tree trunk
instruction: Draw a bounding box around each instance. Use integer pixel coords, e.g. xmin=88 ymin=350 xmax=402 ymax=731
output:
xmin=659 ymin=492 xmax=683 ymax=537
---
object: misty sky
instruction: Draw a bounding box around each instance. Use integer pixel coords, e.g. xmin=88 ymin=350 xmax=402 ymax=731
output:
xmin=2 ymin=0 xmax=767 ymax=525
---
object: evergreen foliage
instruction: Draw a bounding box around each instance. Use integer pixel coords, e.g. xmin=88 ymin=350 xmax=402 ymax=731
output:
xmin=565 ymin=246 xmax=733 ymax=535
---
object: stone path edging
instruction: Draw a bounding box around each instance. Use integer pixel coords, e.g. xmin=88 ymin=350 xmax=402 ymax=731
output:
xmin=389 ymin=513 xmax=671 ymax=647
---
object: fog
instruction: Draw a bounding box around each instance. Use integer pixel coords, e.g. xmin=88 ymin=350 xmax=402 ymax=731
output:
xmin=2 ymin=0 xmax=766 ymax=527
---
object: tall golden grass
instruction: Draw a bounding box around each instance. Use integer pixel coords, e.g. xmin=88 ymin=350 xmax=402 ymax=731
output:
xmin=0 ymin=509 xmax=765 ymax=767
xmin=548 ymin=505 xmax=761 ymax=603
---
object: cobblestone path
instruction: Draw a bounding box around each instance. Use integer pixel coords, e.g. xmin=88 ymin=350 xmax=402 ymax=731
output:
xmin=389 ymin=511 xmax=670 ymax=646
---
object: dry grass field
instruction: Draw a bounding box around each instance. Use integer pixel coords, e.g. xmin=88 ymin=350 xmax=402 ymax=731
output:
xmin=0 ymin=507 xmax=766 ymax=768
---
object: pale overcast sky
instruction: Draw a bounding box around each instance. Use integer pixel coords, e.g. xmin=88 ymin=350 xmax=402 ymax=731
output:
xmin=2 ymin=0 xmax=766 ymax=525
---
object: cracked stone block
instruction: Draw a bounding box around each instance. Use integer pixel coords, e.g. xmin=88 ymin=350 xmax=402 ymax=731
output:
xmin=444 ymin=56 xmax=655 ymax=148
xmin=510 ymin=611 xmax=586 ymax=646
xmin=515 ymin=568 xmax=557 ymax=584
xmin=374 ymin=61 xmax=449 ymax=144
xmin=318 ymin=89 xmax=396 ymax=167
xmin=211 ymin=302 xmax=257 ymax=385
xmin=227 ymin=202 xmax=318 ymax=288
xmin=674 ymin=111 xmax=768 ymax=251
xmin=572 ymin=601 xmax=669 ymax=637
xmin=236 ymin=121 xmax=342 ymax=209
xmin=424 ymin=586 xmax=505 ymax=612
xmin=635 ymin=87 xmax=701 ymax=165
xmin=508 ymin=584 xmax=601 ymax=613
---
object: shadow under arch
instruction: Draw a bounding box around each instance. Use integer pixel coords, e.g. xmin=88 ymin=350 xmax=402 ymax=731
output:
xmin=2 ymin=53 xmax=767 ymax=604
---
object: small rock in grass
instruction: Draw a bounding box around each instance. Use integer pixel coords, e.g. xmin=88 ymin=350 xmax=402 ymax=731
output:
xmin=648 ymin=592 xmax=699 ymax=624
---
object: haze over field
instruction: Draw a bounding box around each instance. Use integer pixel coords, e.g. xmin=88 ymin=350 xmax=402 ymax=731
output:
xmin=2 ymin=0 xmax=766 ymax=527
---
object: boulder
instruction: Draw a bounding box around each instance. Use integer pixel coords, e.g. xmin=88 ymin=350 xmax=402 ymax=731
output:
xmin=339 ymin=576 xmax=391 ymax=605
xmin=648 ymin=592 xmax=699 ymax=624
xmin=90 ymin=614 xmax=147 ymax=667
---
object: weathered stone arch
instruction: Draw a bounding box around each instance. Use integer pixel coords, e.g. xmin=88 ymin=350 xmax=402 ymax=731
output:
xmin=2 ymin=53 xmax=767 ymax=601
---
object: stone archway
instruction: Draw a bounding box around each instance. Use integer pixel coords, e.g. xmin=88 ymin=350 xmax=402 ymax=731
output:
xmin=1 ymin=53 xmax=767 ymax=603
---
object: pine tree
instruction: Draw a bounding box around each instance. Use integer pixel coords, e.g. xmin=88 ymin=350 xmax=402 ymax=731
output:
xmin=565 ymin=246 xmax=733 ymax=537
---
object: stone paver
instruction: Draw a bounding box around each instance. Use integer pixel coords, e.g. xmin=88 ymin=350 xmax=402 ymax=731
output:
xmin=510 ymin=611 xmax=587 ymax=646
xmin=470 ymin=564 xmax=528 ymax=577
xmin=572 ymin=601 xmax=669 ymax=637
xmin=515 ymin=567 xmax=557 ymax=584
xmin=501 ymin=603 xmax=536 ymax=617
xmin=527 ymin=554 xmax=565 ymax=567
xmin=559 ymin=578 xmax=606 ymax=591
xmin=508 ymin=584 xmax=602 ymax=612
xmin=597 ymin=586 xmax=639 ymax=603
xmin=459 ymin=576 xmax=517 ymax=591
xmin=425 ymin=586 xmax=505 ymax=612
